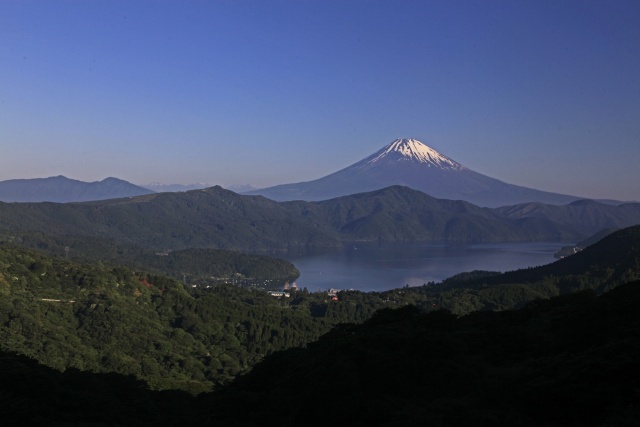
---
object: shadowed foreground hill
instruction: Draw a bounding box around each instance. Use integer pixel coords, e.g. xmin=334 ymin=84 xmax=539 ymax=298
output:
xmin=211 ymin=283 xmax=640 ymax=427
xmin=3 ymin=283 xmax=639 ymax=426
xmin=0 ymin=351 xmax=208 ymax=426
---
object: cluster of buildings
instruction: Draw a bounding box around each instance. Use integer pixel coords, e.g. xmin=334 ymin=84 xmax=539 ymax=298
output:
xmin=267 ymin=281 xmax=298 ymax=298
xmin=267 ymin=283 xmax=342 ymax=301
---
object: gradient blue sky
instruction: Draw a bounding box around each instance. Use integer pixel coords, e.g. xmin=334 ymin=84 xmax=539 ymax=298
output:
xmin=2 ymin=0 xmax=639 ymax=200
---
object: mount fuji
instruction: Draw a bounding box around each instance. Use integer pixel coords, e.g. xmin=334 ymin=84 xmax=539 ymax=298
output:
xmin=246 ymin=138 xmax=584 ymax=207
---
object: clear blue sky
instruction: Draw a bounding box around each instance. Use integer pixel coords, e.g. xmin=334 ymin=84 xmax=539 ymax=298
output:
xmin=2 ymin=0 xmax=639 ymax=201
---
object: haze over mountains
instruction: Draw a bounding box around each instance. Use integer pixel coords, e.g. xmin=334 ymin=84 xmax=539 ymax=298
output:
xmin=1 ymin=138 xmax=625 ymax=207
xmin=142 ymin=182 xmax=210 ymax=193
xmin=0 ymin=175 xmax=153 ymax=203
xmin=246 ymin=138 xmax=601 ymax=207
xmin=141 ymin=182 xmax=259 ymax=194
xmin=0 ymin=176 xmax=258 ymax=202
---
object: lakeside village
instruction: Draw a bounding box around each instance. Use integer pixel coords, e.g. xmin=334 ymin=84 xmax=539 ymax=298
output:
xmin=267 ymin=282 xmax=342 ymax=301
xmin=180 ymin=272 xmax=345 ymax=301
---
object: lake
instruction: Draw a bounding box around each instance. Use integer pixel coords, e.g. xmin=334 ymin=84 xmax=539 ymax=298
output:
xmin=280 ymin=242 xmax=568 ymax=292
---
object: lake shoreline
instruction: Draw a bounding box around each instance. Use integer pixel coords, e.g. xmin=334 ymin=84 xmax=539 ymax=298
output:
xmin=278 ymin=241 xmax=570 ymax=293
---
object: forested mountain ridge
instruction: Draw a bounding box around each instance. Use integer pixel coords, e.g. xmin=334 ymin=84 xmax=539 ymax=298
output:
xmin=0 ymin=186 xmax=340 ymax=251
xmin=495 ymin=198 xmax=640 ymax=235
xmin=310 ymin=185 xmax=577 ymax=242
xmin=2 ymin=185 xmax=639 ymax=254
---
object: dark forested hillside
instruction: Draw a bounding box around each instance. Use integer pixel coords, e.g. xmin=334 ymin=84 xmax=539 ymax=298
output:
xmin=0 ymin=187 xmax=341 ymax=251
xmin=210 ymin=283 xmax=640 ymax=426
xmin=2 ymin=186 xmax=640 ymax=254
xmin=0 ymin=350 xmax=208 ymax=426
xmin=6 ymin=283 xmax=638 ymax=426
xmin=131 ymin=248 xmax=300 ymax=285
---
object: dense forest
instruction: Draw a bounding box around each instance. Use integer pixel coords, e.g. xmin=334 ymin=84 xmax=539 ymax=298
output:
xmin=3 ymin=280 xmax=640 ymax=425
xmin=209 ymin=282 xmax=640 ymax=426
xmin=2 ymin=186 xmax=640 ymax=254
xmin=1 ymin=225 xmax=640 ymax=424
xmin=0 ymin=245 xmax=326 ymax=393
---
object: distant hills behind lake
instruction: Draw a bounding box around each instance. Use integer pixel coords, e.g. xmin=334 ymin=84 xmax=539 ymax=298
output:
xmin=1 ymin=185 xmax=639 ymax=256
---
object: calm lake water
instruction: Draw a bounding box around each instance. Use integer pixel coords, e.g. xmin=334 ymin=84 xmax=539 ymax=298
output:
xmin=280 ymin=242 xmax=568 ymax=292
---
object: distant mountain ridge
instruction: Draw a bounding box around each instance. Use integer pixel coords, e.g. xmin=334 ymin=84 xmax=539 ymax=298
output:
xmin=0 ymin=176 xmax=154 ymax=203
xmin=142 ymin=182 xmax=211 ymax=193
xmin=142 ymin=183 xmax=261 ymax=194
xmin=246 ymin=138 xmax=598 ymax=207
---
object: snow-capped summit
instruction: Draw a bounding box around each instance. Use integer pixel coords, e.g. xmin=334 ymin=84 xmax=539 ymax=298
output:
xmin=245 ymin=138 xmax=583 ymax=207
xmin=361 ymin=138 xmax=463 ymax=170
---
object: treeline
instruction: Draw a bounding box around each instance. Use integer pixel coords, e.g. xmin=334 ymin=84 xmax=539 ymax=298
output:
xmin=133 ymin=248 xmax=299 ymax=282
xmin=1 ymin=232 xmax=300 ymax=288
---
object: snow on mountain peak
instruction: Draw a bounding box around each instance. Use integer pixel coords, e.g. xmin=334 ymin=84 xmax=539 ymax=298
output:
xmin=365 ymin=138 xmax=463 ymax=170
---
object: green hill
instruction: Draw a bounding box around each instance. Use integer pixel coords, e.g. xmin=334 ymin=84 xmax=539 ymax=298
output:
xmin=2 ymin=186 xmax=640 ymax=256
xmin=0 ymin=245 xmax=327 ymax=393
xmin=496 ymin=199 xmax=640 ymax=235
